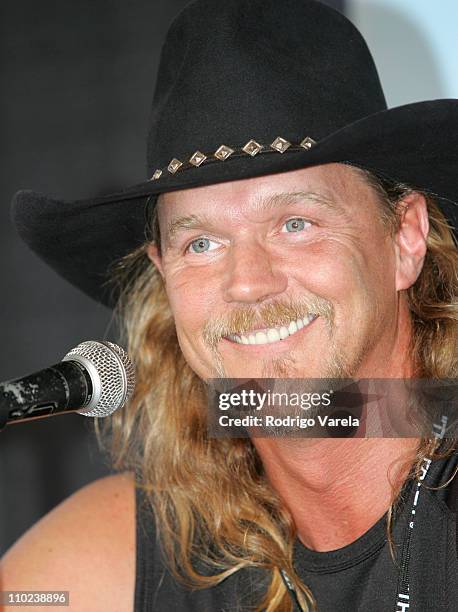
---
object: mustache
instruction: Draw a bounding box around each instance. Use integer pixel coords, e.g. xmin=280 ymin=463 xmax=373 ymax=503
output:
xmin=202 ymin=296 xmax=334 ymax=349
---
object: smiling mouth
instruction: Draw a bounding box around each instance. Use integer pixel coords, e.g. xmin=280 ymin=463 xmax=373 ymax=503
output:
xmin=224 ymin=314 xmax=318 ymax=346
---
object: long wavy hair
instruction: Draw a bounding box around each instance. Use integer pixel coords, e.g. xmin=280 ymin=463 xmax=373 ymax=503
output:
xmin=102 ymin=167 xmax=458 ymax=611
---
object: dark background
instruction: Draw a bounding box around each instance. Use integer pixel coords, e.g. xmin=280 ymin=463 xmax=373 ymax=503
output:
xmin=1 ymin=0 xmax=343 ymax=554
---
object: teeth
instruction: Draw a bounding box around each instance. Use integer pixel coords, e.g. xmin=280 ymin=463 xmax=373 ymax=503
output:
xmin=228 ymin=315 xmax=317 ymax=346
xmin=255 ymin=331 xmax=268 ymax=344
xmin=267 ymin=328 xmax=280 ymax=342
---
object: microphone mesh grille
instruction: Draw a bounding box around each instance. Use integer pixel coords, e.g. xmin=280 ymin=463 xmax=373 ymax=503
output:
xmin=64 ymin=341 xmax=136 ymax=417
xmin=103 ymin=341 xmax=136 ymax=403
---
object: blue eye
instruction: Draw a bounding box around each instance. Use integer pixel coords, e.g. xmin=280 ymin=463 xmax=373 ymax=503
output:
xmin=188 ymin=237 xmax=218 ymax=253
xmin=282 ymin=218 xmax=310 ymax=232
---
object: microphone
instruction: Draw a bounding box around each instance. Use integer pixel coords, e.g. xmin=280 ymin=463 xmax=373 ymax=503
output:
xmin=0 ymin=341 xmax=135 ymax=430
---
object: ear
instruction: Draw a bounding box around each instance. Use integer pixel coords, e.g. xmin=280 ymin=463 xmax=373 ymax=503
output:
xmin=146 ymin=242 xmax=164 ymax=278
xmin=394 ymin=193 xmax=429 ymax=291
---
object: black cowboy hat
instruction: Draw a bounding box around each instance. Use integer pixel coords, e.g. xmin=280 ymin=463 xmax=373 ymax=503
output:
xmin=11 ymin=0 xmax=458 ymax=307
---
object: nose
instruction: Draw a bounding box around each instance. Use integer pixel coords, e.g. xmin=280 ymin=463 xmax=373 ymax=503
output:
xmin=222 ymin=240 xmax=288 ymax=304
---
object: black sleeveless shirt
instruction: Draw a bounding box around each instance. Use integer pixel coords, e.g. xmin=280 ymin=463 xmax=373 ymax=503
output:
xmin=135 ymin=452 xmax=458 ymax=611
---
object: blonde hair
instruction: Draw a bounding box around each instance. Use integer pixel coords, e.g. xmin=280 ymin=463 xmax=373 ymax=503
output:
xmin=102 ymin=170 xmax=458 ymax=611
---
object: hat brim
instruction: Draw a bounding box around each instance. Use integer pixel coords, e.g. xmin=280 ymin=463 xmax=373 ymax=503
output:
xmin=12 ymin=99 xmax=458 ymax=307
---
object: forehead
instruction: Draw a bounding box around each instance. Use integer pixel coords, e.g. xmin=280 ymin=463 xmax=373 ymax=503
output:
xmin=157 ymin=163 xmax=377 ymax=222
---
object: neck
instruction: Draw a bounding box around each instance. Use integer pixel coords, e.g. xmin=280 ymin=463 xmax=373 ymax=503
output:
xmin=251 ymin=298 xmax=421 ymax=551
xmin=252 ymin=436 xmax=419 ymax=551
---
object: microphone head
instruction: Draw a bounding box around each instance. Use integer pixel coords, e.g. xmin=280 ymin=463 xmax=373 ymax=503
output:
xmin=63 ymin=341 xmax=136 ymax=417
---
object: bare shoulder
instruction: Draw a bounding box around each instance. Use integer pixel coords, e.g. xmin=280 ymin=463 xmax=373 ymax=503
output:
xmin=0 ymin=472 xmax=136 ymax=612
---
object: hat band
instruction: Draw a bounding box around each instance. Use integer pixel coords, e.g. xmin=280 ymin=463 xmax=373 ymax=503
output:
xmin=149 ymin=136 xmax=317 ymax=181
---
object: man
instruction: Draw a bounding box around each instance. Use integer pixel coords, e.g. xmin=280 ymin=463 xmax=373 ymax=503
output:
xmin=2 ymin=1 xmax=457 ymax=610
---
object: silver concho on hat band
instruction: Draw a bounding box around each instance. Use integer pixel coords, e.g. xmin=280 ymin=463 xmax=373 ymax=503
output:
xmin=148 ymin=136 xmax=317 ymax=181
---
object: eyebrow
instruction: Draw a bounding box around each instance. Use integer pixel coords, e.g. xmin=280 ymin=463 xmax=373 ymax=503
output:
xmin=164 ymin=190 xmax=349 ymax=243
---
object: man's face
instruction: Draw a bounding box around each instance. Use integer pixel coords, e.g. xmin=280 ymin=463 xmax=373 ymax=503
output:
xmin=149 ymin=163 xmax=411 ymax=380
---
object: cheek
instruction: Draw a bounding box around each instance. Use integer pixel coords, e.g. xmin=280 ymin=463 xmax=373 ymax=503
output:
xmin=164 ymin=268 xmax=220 ymax=335
xmin=287 ymin=239 xmax=361 ymax=292
xmin=286 ymin=237 xmax=394 ymax=311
